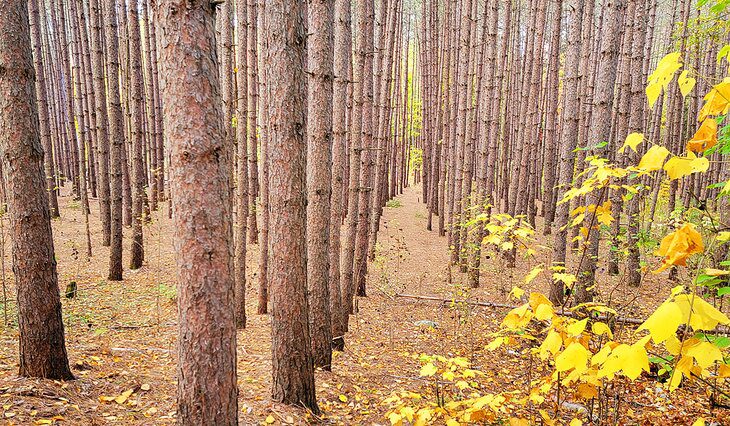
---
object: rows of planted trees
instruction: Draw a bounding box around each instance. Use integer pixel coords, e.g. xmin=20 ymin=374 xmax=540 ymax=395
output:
xmin=0 ymin=0 xmax=729 ymax=423
xmin=0 ymin=0 xmax=421 ymax=421
xmin=415 ymin=0 xmax=729 ymax=299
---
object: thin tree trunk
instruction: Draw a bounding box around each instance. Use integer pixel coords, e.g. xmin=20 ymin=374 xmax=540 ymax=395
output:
xmin=128 ymin=0 xmax=145 ymax=270
xmin=235 ymin=0 xmax=249 ymax=329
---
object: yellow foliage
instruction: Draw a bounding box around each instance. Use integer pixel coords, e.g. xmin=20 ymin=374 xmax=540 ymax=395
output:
xmin=555 ymin=342 xmax=590 ymax=374
xmin=618 ymin=132 xmax=644 ymax=154
xmin=653 ymin=223 xmax=704 ymax=272
xmin=673 ymin=294 xmax=730 ymax=331
xmin=539 ymin=330 xmax=562 ymax=360
xmin=591 ymin=322 xmax=613 ymax=339
xmin=663 ymin=153 xmax=710 ymax=180
xmin=638 ymin=145 xmax=670 ymax=171
xmin=686 ymin=118 xmax=718 ymax=153
xmin=686 ymin=342 xmax=723 ymax=369
xmin=638 ymin=301 xmax=684 ymax=343
xmin=678 ymin=70 xmax=696 ymax=98
xmin=698 ymin=78 xmax=730 ymax=121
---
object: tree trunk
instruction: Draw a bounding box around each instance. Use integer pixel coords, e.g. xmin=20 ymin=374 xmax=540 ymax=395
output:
xmin=128 ymin=0 xmax=145 ymax=270
xmin=330 ymin=0 xmax=351 ymax=351
xmin=157 ymin=1 xmax=239 ymax=423
xmin=105 ymin=0 xmax=124 ymax=282
xmin=550 ymin=0 xmax=584 ymax=305
xmin=575 ymin=0 xmax=626 ymax=305
xmin=235 ymin=0 xmax=249 ymax=329
xmin=0 ymin=0 xmax=74 ymax=381
xmin=307 ymin=0 xmax=335 ymax=371
xmin=29 ymin=0 xmax=60 ymax=219
xmin=263 ymin=0 xmax=319 ymax=412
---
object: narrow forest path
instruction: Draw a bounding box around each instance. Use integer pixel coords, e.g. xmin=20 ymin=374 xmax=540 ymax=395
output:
xmin=0 ymin=184 xmax=722 ymax=425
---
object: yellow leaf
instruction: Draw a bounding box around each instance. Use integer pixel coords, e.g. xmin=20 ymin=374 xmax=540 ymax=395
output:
xmin=704 ymin=268 xmax=730 ymax=276
xmin=718 ymin=232 xmax=730 ymax=242
xmin=535 ymin=303 xmax=554 ymax=321
xmin=529 ymin=292 xmax=552 ymax=311
xmin=673 ymin=294 xmax=730 ymax=330
xmin=619 ymin=132 xmax=644 ymax=154
xmin=419 ymin=362 xmax=437 ymax=377
xmin=539 ymin=330 xmax=562 ymax=360
xmin=646 ymin=83 xmax=662 ymax=108
xmin=719 ymin=364 xmax=730 ymax=378
xmin=654 ymin=224 xmax=704 ymax=273
xmin=446 ymin=419 xmax=460 ymax=426
xmin=338 ymin=394 xmax=348 ymax=402
xmin=510 ymin=286 xmax=525 ymax=300
xmin=649 ymin=52 xmax=682 ymax=86
xmin=524 ymin=266 xmax=543 ymax=284
xmin=665 ymin=335 xmax=682 ymax=355
xmin=486 ymin=337 xmax=504 ymax=351
xmin=576 ymin=383 xmax=598 ymax=400
xmin=686 ymin=341 xmax=722 ymax=369
xmin=567 ymin=318 xmax=589 ymax=337
xmin=265 ymin=415 xmax=275 ymax=424
xmin=115 ymin=389 xmax=133 ymax=404
xmin=664 ymin=154 xmax=710 ymax=180
xmin=571 ymin=213 xmax=585 ymax=227
xmin=555 ymin=342 xmax=590 ymax=373
xmin=591 ymin=322 xmax=613 ymax=339
xmin=553 ymin=273 xmax=577 ymax=288
xmin=699 ymin=78 xmax=730 ymax=121
xmin=687 ymin=118 xmax=718 ymax=153
xmin=570 ymin=419 xmax=584 ymax=426
xmin=509 ymin=418 xmax=529 ymax=426
xmin=678 ymin=70 xmax=696 ymax=97
xmin=591 ymin=344 xmax=612 ymax=365
xmin=502 ymin=303 xmax=532 ymax=330
xmin=638 ymin=145 xmax=670 ymax=171
xmin=598 ymin=338 xmax=650 ymax=380
xmin=638 ymin=301 xmax=684 ymax=343
xmin=692 ymin=418 xmax=706 ymax=426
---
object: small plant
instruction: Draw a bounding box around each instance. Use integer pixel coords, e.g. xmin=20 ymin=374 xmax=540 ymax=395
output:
xmin=386 ymin=199 xmax=402 ymax=208
xmin=156 ymin=283 xmax=177 ymax=304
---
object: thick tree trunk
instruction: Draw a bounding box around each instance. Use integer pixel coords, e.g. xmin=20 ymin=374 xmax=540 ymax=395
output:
xmin=263 ymin=0 xmax=319 ymax=412
xmin=157 ymin=1 xmax=239 ymax=423
xmin=0 ymin=0 xmax=74 ymax=381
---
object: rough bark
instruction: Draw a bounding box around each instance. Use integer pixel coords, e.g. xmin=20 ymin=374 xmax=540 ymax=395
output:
xmin=235 ymin=0 xmax=249 ymax=329
xmin=29 ymin=0 xmax=60 ymax=219
xmin=157 ymin=1 xmax=238 ymax=423
xmin=263 ymin=0 xmax=319 ymax=412
xmin=550 ymin=0 xmax=584 ymax=305
xmin=330 ymin=0 xmax=351 ymax=350
xmin=307 ymin=0 xmax=335 ymax=370
xmin=128 ymin=0 xmax=145 ymax=270
xmin=0 ymin=0 xmax=74 ymax=381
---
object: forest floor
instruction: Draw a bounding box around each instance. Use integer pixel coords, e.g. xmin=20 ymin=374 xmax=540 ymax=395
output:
xmin=0 ymin=185 xmax=727 ymax=425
